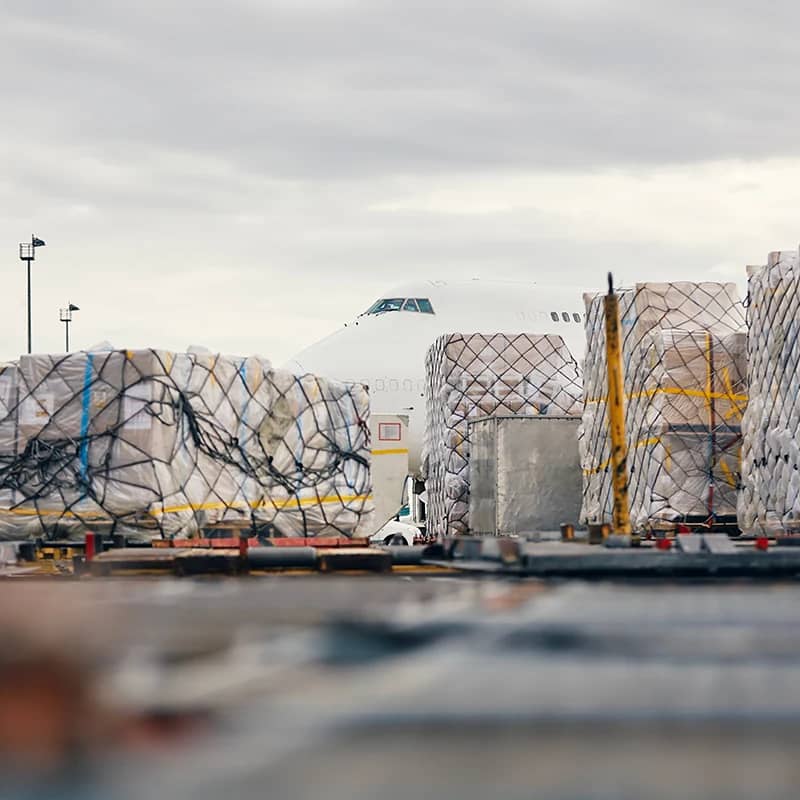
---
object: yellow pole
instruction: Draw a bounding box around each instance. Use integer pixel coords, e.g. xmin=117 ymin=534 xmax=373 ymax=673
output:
xmin=604 ymin=273 xmax=632 ymax=535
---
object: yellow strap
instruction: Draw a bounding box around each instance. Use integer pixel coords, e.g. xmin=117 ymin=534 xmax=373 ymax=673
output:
xmin=0 ymin=508 xmax=108 ymax=519
xmin=583 ymin=436 xmax=661 ymax=475
xmin=0 ymin=493 xmax=373 ymax=519
xmin=705 ymin=332 xmax=713 ymax=424
xmin=152 ymin=493 xmax=373 ymax=516
xmin=719 ymin=458 xmax=737 ymax=488
xmin=586 ymin=387 xmax=748 ymax=405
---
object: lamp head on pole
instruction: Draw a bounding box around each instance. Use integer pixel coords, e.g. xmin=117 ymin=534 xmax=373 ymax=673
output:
xmin=59 ymin=302 xmax=79 ymax=324
xmin=20 ymin=235 xmax=44 ymax=261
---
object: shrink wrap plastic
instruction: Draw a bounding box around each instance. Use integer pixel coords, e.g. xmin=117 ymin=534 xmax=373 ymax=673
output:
xmin=580 ymin=282 xmax=746 ymax=530
xmin=0 ymin=349 xmax=372 ymax=540
xmin=423 ymin=333 xmax=582 ymax=537
xmin=739 ymin=250 xmax=800 ymax=534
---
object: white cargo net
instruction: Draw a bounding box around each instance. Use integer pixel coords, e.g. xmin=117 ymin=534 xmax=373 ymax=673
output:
xmin=580 ymin=282 xmax=747 ymax=532
xmin=739 ymin=250 xmax=800 ymax=534
xmin=0 ymin=349 xmax=373 ymax=541
xmin=423 ymin=333 xmax=582 ymax=538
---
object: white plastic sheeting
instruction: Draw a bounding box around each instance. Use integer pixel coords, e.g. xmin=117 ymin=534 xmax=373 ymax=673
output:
xmin=739 ymin=250 xmax=800 ymax=534
xmin=423 ymin=333 xmax=582 ymax=538
xmin=580 ymin=282 xmax=746 ymax=530
xmin=0 ymin=350 xmax=373 ymax=540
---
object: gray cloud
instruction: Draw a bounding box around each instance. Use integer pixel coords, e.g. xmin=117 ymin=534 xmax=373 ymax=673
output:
xmin=4 ymin=0 xmax=800 ymax=177
xmin=0 ymin=1 xmax=796 ymax=362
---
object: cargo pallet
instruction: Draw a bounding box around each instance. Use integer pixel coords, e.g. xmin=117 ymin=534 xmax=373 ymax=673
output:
xmin=424 ymin=534 xmax=800 ymax=579
xmin=0 ymin=532 xmax=444 ymax=578
xmin=10 ymin=528 xmax=800 ymax=581
xmin=643 ymin=515 xmax=740 ymax=537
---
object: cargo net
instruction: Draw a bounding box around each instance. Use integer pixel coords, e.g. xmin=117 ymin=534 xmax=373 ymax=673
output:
xmin=422 ymin=333 xmax=582 ymax=538
xmin=739 ymin=250 xmax=800 ymax=534
xmin=0 ymin=349 xmax=372 ymax=541
xmin=580 ymin=282 xmax=746 ymax=532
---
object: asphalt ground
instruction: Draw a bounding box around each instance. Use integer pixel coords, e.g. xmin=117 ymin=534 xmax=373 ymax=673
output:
xmin=3 ymin=576 xmax=800 ymax=799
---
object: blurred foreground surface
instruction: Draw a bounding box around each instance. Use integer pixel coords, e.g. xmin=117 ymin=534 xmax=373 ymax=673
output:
xmin=3 ymin=576 xmax=800 ymax=799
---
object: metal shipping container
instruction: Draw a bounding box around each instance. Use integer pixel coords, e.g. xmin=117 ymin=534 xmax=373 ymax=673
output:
xmin=469 ymin=415 xmax=582 ymax=535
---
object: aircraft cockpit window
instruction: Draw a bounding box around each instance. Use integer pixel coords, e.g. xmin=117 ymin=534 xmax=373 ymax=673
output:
xmin=366 ymin=298 xmax=405 ymax=315
xmin=364 ymin=296 xmax=435 ymax=316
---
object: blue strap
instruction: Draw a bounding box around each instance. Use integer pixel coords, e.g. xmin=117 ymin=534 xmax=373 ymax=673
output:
xmin=238 ymin=360 xmax=248 ymax=440
xmin=237 ymin=361 xmax=249 ymax=497
xmin=79 ymin=353 xmax=94 ymax=488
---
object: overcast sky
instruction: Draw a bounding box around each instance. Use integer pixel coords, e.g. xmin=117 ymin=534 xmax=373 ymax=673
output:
xmin=2 ymin=0 xmax=799 ymax=362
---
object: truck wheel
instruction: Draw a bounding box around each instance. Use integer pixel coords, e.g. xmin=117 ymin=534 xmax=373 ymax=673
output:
xmin=385 ymin=534 xmax=408 ymax=546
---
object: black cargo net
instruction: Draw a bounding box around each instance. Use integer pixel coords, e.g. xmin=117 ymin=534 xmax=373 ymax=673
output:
xmin=0 ymin=350 xmax=371 ymax=541
xmin=423 ymin=333 xmax=582 ymax=538
xmin=739 ymin=252 xmax=800 ymax=534
xmin=580 ymin=282 xmax=747 ymax=532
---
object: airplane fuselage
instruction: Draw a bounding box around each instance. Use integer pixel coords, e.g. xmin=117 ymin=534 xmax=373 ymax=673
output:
xmin=286 ymin=279 xmax=589 ymax=472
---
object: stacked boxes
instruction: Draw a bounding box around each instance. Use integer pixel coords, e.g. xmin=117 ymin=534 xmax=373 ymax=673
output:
xmin=739 ymin=250 xmax=800 ymax=534
xmin=580 ymin=282 xmax=746 ymax=530
xmin=423 ymin=333 xmax=582 ymax=538
xmin=0 ymin=364 xmax=19 ymax=522
xmin=230 ymin=365 xmax=373 ymax=537
xmin=5 ymin=350 xmax=190 ymax=538
xmin=0 ymin=349 xmax=372 ymax=540
xmin=626 ymin=328 xmax=747 ymax=527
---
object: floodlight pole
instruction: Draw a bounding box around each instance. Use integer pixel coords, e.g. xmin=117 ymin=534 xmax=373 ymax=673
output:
xmin=19 ymin=235 xmax=45 ymax=354
xmin=59 ymin=303 xmax=78 ymax=353
xmin=26 ymin=258 xmax=32 ymax=354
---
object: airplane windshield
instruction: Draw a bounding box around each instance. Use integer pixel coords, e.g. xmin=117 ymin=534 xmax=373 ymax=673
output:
xmin=366 ymin=298 xmax=405 ymax=314
xmin=364 ymin=297 xmax=435 ymax=315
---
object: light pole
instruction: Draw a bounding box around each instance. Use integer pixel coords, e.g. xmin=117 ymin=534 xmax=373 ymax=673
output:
xmin=59 ymin=303 xmax=80 ymax=352
xmin=19 ymin=235 xmax=46 ymax=354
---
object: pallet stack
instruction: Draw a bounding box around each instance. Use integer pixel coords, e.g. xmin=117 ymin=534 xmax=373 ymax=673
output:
xmin=0 ymin=348 xmax=373 ymax=541
xmin=739 ymin=250 xmax=800 ymax=534
xmin=423 ymin=332 xmax=582 ymax=537
xmin=580 ymin=282 xmax=747 ymax=531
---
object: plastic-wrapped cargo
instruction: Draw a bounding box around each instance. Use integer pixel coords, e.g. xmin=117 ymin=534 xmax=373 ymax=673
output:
xmin=739 ymin=250 xmax=800 ymax=534
xmin=580 ymin=282 xmax=746 ymax=531
xmin=0 ymin=349 xmax=372 ymax=540
xmin=0 ymin=363 xmax=20 ymax=528
xmin=229 ymin=363 xmax=373 ymax=537
xmin=2 ymin=349 xmax=193 ymax=539
xmin=423 ymin=333 xmax=582 ymax=538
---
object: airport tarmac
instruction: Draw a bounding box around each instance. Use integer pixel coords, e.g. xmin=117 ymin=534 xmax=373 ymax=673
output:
xmin=4 ymin=576 xmax=800 ymax=799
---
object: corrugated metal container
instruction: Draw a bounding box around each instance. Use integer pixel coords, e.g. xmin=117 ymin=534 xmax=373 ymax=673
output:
xmin=469 ymin=415 xmax=582 ymax=535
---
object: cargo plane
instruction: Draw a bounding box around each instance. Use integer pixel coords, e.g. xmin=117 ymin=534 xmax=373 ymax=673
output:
xmin=285 ymin=279 xmax=589 ymax=541
xmin=286 ymin=278 xmax=588 ymax=471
